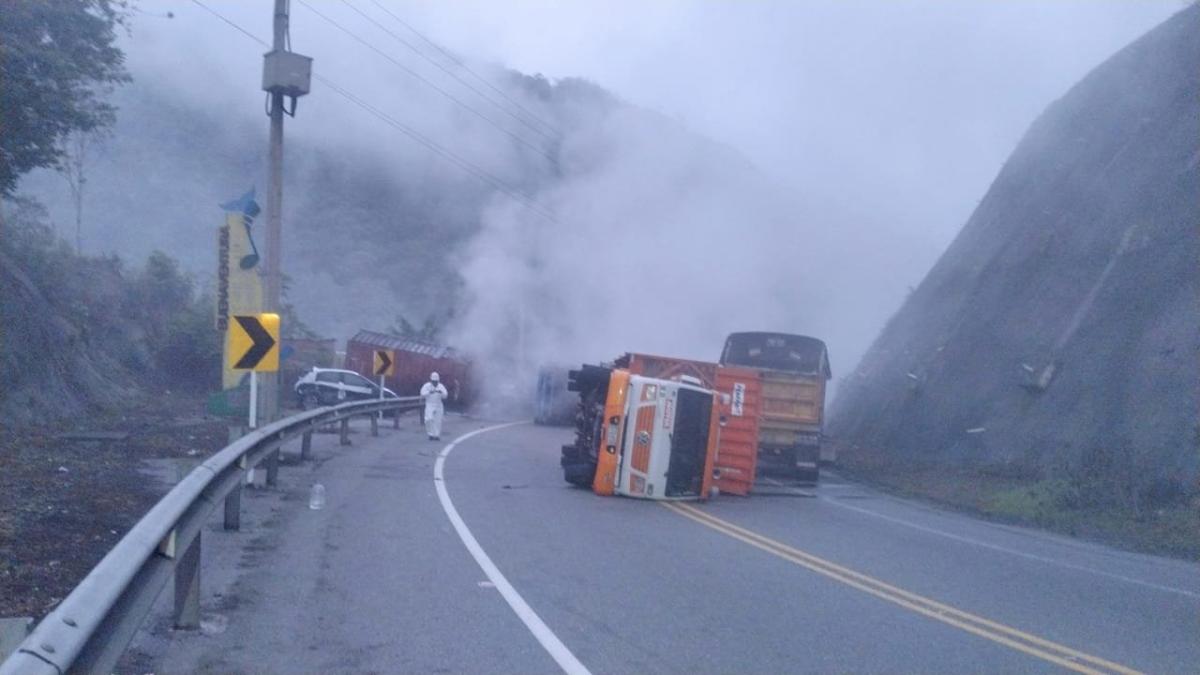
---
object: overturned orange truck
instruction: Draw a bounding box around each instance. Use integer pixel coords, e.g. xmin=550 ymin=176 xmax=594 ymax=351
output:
xmin=559 ymin=332 xmax=831 ymax=500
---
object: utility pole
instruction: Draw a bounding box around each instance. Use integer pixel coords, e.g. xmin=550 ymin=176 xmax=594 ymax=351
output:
xmin=266 ymin=0 xmax=285 ymax=316
xmin=261 ymin=0 xmax=287 ymax=425
xmin=261 ymin=0 xmax=311 ymax=423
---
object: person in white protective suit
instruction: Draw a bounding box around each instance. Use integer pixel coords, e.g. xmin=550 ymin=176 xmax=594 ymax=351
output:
xmin=420 ymin=372 xmax=449 ymax=440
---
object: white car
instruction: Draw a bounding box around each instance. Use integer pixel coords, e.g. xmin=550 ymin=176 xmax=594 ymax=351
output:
xmin=294 ymin=368 xmax=398 ymax=409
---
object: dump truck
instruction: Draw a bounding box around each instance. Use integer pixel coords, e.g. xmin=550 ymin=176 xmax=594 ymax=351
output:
xmin=559 ymin=364 xmax=722 ymax=500
xmin=614 ymin=340 xmax=830 ymax=486
xmin=718 ymin=332 xmax=832 ymax=482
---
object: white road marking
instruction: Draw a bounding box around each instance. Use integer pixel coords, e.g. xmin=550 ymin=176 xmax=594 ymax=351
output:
xmin=822 ymin=494 xmax=1200 ymax=600
xmin=434 ymin=422 xmax=592 ymax=675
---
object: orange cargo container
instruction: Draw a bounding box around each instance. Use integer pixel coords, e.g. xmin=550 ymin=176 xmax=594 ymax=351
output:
xmin=712 ymin=367 xmax=762 ymax=496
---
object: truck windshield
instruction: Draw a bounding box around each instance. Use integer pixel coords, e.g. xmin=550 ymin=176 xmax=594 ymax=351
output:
xmin=720 ymin=332 xmax=830 ymax=377
xmin=664 ymin=388 xmax=713 ymax=497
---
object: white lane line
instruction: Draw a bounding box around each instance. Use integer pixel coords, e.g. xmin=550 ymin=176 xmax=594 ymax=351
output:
xmin=822 ymin=495 xmax=1200 ymax=600
xmin=434 ymin=422 xmax=592 ymax=675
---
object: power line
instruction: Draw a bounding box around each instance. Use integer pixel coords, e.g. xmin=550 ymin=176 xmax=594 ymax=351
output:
xmin=187 ymin=0 xmax=559 ymax=224
xmin=352 ymin=0 xmax=563 ymax=141
xmin=313 ymin=74 xmax=558 ymax=222
xmin=190 ymin=0 xmax=265 ymax=44
xmin=293 ymin=0 xmax=559 ymax=169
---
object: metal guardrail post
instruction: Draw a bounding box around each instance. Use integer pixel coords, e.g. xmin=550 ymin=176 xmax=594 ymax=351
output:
xmin=393 ymin=409 xmax=401 ymax=429
xmin=173 ymin=532 xmax=201 ymax=630
xmin=370 ymin=413 xmax=379 ymax=437
xmin=265 ymin=449 xmax=280 ymax=487
xmin=223 ymin=485 xmax=241 ymax=531
xmin=300 ymin=429 xmax=313 ymax=460
xmin=339 ymin=418 xmax=350 ymax=446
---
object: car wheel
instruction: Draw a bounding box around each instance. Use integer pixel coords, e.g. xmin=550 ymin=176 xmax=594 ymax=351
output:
xmin=300 ymin=391 xmax=320 ymax=410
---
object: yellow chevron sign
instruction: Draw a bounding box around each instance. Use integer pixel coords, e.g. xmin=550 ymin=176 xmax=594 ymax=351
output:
xmin=373 ymin=349 xmax=396 ymax=377
xmin=227 ymin=313 xmax=280 ymax=372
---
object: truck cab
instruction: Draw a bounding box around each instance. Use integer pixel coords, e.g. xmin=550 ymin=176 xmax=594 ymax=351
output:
xmin=561 ymin=366 xmax=720 ymax=500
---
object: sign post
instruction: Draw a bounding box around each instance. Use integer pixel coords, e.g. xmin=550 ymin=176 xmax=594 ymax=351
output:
xmin=249 ymin=372 xmax=258 ymax=428
xmin=373 ymin=349 xmax=396 ymax=421
xmin=228 ymin=313 xmax=281 ymax=429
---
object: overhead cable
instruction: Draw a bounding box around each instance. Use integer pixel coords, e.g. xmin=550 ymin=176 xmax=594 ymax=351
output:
xmin=294 ymin=0 xmax=560 ymax=169
xmin=356 ymin=0 xmax=563 ymax=140
xmin=188 ymin=0 xmax=559 ymax=224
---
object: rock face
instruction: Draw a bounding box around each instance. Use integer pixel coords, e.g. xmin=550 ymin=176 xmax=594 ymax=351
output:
xmin=830 ymin=6 xmax=1199 ymax=496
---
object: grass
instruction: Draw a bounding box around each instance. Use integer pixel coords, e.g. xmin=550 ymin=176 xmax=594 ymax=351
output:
xmin=835 ymin=448 xmax=1200 ymax=561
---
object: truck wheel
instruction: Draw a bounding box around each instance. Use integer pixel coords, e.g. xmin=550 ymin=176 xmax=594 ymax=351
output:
xmin=561 ymin=379 xmax=606 ymax=487
xmin=561 ymin=445 xmax=595 ymax=487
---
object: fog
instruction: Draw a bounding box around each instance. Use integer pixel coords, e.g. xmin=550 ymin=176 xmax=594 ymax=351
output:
xmin=21 ymin=0 xmax=1181 ymax=398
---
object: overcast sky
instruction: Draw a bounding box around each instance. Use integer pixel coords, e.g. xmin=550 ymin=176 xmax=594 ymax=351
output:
xmin=131 ymin=1 xmax=1180 ymax=249
xmin=117 ymin=0 xmax=1182 ymax=374
xmin=407 ymin=0 xmax=1180 ymax=246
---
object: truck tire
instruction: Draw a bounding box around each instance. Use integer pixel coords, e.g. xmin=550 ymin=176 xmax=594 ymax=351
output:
xmin=560 ymin=375 xmax=607 ymax=487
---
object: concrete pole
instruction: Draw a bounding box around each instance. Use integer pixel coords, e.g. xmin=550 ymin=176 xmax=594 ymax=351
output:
xmin=261 ymin=0 xmax=288 ymax=425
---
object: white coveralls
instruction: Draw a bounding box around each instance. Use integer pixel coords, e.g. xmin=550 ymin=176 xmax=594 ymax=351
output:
xmin=420 ymin=379 xmax=449 ymax=439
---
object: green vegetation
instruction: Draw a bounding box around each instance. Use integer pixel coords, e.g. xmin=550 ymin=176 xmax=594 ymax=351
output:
xmin=1 ymin=195 xmax=220 ymax=420
xmin=0 ymin=0 xmax=129 ymax=195
xmin=839 ymin=447 xmax=1200 ymax=560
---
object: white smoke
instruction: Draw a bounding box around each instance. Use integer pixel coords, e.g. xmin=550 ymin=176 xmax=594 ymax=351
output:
xmin=449 ymin=99 xmax=841 ymax=405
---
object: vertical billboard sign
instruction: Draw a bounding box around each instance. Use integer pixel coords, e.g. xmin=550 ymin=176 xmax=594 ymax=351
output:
xmin=217 ymin=190 xmax=265 ymax=390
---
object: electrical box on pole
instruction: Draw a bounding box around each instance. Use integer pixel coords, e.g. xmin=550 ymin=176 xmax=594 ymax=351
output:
xmin=262 ymin=50 xmax=312 ymax=99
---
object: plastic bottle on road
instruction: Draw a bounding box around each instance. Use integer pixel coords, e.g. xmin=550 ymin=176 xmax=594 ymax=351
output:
xmin=309 ymin=483 xmax=326 ymax=510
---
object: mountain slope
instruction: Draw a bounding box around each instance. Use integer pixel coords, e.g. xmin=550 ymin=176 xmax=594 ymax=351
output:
xmin=830 ymin=5 xmax=1200 ymax=501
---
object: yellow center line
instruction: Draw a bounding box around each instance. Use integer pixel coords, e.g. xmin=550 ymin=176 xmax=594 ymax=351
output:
xmin=662 ymin=502 xmax=1143 ymax=675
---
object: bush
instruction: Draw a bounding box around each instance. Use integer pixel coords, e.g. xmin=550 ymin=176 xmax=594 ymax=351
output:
xmin=2 ymin=199 xmax=224 ymax=416
xmin=987 ymin=479 xmax=1078 ymax=527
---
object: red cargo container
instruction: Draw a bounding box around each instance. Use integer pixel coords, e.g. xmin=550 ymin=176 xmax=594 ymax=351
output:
xmin=613 ymin=352 xmax=762 ymax=495
xmin=345 ymin=330 xmax=474 ymax=409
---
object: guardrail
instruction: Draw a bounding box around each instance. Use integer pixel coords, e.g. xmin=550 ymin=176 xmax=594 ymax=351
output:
xmin=0 ymin=396 xmax=423 ymax=675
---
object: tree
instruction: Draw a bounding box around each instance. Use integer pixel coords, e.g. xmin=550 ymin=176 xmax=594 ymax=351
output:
xmin=61 ymin=131 xmax=92 ymax=253
xmin=0 ymin=0 xmax=129 ymax=196
xmin=389 ymin=312 xmax=450 ymax=342
xmin=281 ymin=273 xmax=318 ymax=339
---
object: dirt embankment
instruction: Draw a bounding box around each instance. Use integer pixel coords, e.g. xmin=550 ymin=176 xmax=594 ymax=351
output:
xmin=0 ymin=394 xmax=228 ymax=620
xmin=831 ymin=6 xmax=1199 ymax=510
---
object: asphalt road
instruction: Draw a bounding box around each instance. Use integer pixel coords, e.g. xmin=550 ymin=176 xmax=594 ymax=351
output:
xmin=131 ymin=416 xmax=1200 ymax=674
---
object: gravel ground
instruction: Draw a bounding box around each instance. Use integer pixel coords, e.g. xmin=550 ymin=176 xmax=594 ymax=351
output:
xmin=0 ymin=393 xmax=230 ymax=621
